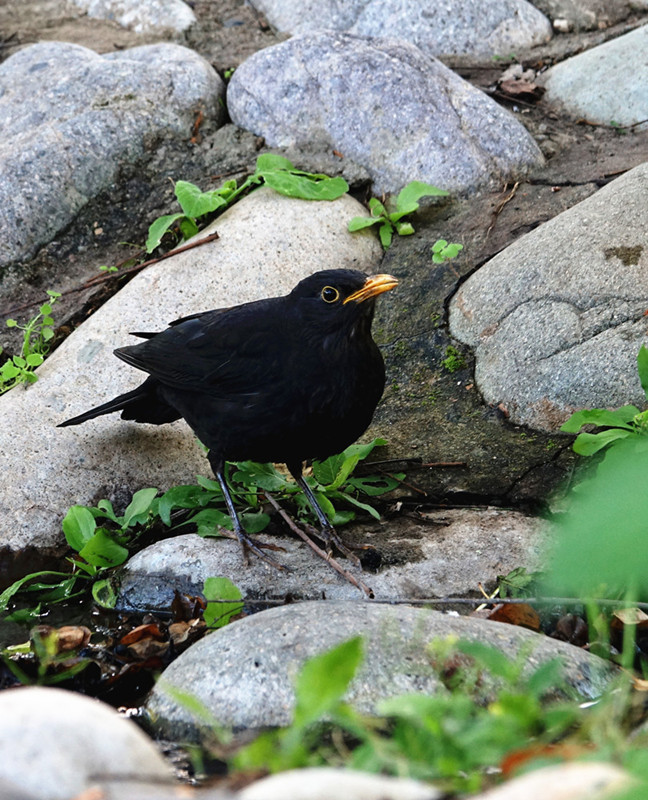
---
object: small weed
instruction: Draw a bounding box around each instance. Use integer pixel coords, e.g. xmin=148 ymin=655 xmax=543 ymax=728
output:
xmin=432 ymin=239 xmax=463 ymax=264
xmin=441 ymin=345 xmax=466 ymax=373
xmin=1 ymin=440 xmax=402 ymax=620
xmin=348 ymin=181 xmax=449 ymax=249
xmin=146 ymin=154 xmax=349 ymax=253
xmin=560 ymin=345 xmax=648 ymax=456
xmin=0 ymin=291 xmax=61 ymax=394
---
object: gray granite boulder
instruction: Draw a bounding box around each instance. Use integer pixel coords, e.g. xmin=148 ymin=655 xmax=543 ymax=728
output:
xmin=0 ymin=41 xmax=223 ymax=269
xmin=147 ymin=601 xmax=616 ymax=738
xmin=541 ymin=24 xmax=648 ymax=129
xmin=71 ymin=0 xmax=197 ymax=33
xmin=249 ymin=0 xmax=552 ymax=57
xmin=227 ymin=32 xmax=544 ymax=195
xmin=448 ymin=162 xmax=648 ymax=431
xmin=0 ymin=687 xmax=170 ymax=800
xmin=116 ymin=509 xmax=543 ymax=610
xmin=0 ymin=189 xmax=381 ymax=582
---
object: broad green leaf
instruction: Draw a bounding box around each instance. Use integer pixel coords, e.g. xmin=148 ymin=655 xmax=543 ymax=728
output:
xmin=175 ymin=180 xmax=228 ymax=218
xmin=62 ymin=505 xmax=97 ymax=550
xmin=348 ymin=215 xmax=381 ymax=231
xmin=13 ymin=356 xmax=26 ymax=368
xmin=92 ymin=578 xmax=117 ymax=608
xmin=241 ymin=510 xmax=271 ymax=534
xmin=193 ymin=508 xmax=233 ymax=536
xmin=196 ymin=474 xmax=222 ymax=492
xmin=294 ymin=636 xmax=364 ymax=728
xmin=79 ymin=529 xmax=129 ymax=568
xmin=312 ymin=453 xmax=346 ymax=487
xmin=96 ymin=499 xmax=119 ymax=523
xmin=331 ymin=509 xmax=355 ymax=526
xmin=262 ymin=172 xmax=348 ymax=201
xmin=378 ymin=221 xmax=393 ymax=249
xmin=146 ymin=213 xmax=185 ymax=253
xmin=232 ymin=461 xmax=290 ymax=491
xmin=638 ymin=345 xmax=648 ymax=400
xmin=395 ymin=180 xmax=448 ymax=214
xmin=178 ymin=217 xmax=200 ymax=240
xmin=122 ymin=487 xmax=158 ymax=528
xmin=368 ymin=197 xmax=387 ymax=217
xmin=1 ymin=361 xmax=20 ymax=380
xmin=255 ymin=153 xmax=295 ymax=172
xmin=545 ymin=437 xmax=648 ymax=596
xmin=346 ymin=473 xmax=404 ymax=496
xmin=158 ymin=484 xmax=212 ymax=526
xmin=560 ymin=408 xmax=637 ymax=433
xmin=203 ymin=576 xmax=243 ymax=628
xmin=572 ymin=428 xmax=633 ymax=455
xmin=39 ymin=303 xmax=52 ymax=315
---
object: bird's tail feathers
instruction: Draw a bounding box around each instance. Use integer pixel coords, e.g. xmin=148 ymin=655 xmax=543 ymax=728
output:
xmin=58 ymin=380 xmax=181 ymax=427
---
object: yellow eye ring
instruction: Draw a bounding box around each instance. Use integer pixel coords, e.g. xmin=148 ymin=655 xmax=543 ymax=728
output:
xmin=321 ymin=286 xmax=340 ymax=303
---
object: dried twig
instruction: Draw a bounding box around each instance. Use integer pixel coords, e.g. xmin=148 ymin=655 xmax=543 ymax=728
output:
xmin=265 ymin=492 xmax=375 ymax=598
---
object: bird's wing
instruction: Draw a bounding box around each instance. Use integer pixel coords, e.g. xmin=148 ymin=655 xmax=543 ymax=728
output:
xmin=114 ymin=298 xmax=288 ymax=395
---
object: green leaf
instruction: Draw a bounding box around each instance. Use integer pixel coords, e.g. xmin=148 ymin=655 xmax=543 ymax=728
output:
xmin=95 ymin=499 xmax=119 ymax=523
xmin=92 ymin=578 xmax=118 ymax=609
xmin=347 ymin=215 xmax=380 ymax=232
xmin=572 ymin=429 xmax=633 ymax=456
xmin=12 ymin=356 xmax=26 ymax=368
xmin=158 ymin=484 xmax=212 ymax=526
xmin=241 ymin=510 xmax=271 ymax=534
xmin=178 ymin=217 xmax=200 ymax=241
xmin=203 ymin=576 xmax=243 ymax=628
xmin=0 ymin=571 xmax=70 ymax=613
xmin=25 ymin=353 xmax=43 ymax=367
xmin=196 ymin=474 xmax=222 ymax=492
xmin=560 ymin=408 xmax=638 ymax=433
xmin=62 ymin=506 xmax=97 ymax=551
xmin=368 ymin=197 xmax=387 ymax=217
xmin=1 ymin=361 xmax=20 ymax=380
xmin=336 ymin=492 xmax=381 ymax=519
xmin=146 ymin=213 xmax=185 ymax=253
xmin=262 ymin=172 xmax=348 ymax=201
xmin=193 ymin=508 xmax=233 ymax=536
xmin=638 ymin=345 xmax=648 ymax=400
xmin=294 ymin=636 xmax=364 ymax=728
xmin=394 ymin=221 xmax=414 ymax=236
xmin=395 ymin=180 xmax=448 ymax=215
xmin=232 ymin=462 xmax=290 ymax=492
xmin=121 ymin=487 xmax=158 ymax=528
xmin=78 ymin=529 xmax=129 ymax=568
xmin=346 ymin=473 xmax=403 ymax=496
xmin=175 ymin=180 xmax=228 ymax=218
xmin=255 ymin=153 xmax=295 ymax=172
xmin=378 ymin=221 xmax=393 ymax=249
xmin=5 ymin=319 xmax=17 ymax=328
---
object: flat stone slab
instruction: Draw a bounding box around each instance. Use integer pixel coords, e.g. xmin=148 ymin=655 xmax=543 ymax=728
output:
xmin=0 ymin=189 xmax=381 ymax=578
xmin=249 ymin=0 xmax=552 ymax=57
xmin=146 ymin=601 xmax=617 ymax=738
xmin=0 ymin=40 xmax=223 ymax=268
xmin=448 ymin=163 xmax=648 ymax=431
xmin=541 ymin=24 xmax=648 ymax=129
xmin=116 ymin=508 xmax=543 ymax=610
xmin=0 ymin=687 xmax=170 ymax=800
xmin=227 ymin=32 xmax=544 ymax=195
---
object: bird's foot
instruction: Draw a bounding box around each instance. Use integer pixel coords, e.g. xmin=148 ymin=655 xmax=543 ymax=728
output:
xmin=219 ymin=527 xmax=289 ymax=571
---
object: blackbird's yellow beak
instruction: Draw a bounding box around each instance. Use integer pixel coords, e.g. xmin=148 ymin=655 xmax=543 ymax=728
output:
xmin=343 ymin=274 xmax=399 ymax=304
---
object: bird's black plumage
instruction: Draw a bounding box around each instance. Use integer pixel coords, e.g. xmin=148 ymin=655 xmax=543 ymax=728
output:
xmin=59 ymin=269 xmax=397 ymax=565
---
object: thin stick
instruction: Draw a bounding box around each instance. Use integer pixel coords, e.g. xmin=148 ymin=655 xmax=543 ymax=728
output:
xmin=0 ymin=232 xmax=220 ymax=318
xmin=265 ymin=493 xmax=374 ymax=598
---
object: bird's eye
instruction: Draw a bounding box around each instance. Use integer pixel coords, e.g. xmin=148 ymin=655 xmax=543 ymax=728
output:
xmin=321 ymin=286 xmax=340 ymax=303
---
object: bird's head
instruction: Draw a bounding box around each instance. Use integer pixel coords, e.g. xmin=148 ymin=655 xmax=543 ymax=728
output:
xmin=289 ymin=269 xmax=398 ymax=335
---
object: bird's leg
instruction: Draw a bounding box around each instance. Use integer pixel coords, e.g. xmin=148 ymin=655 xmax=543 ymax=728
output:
xmin=287 ymin=462 xmax=361 ymax=567
xmin=209 ymin=455 xmax=286 ymax=571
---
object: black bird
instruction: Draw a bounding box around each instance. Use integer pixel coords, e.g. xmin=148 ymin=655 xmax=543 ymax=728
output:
xmin=59 ymin=269 xmax=398 ymax=564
